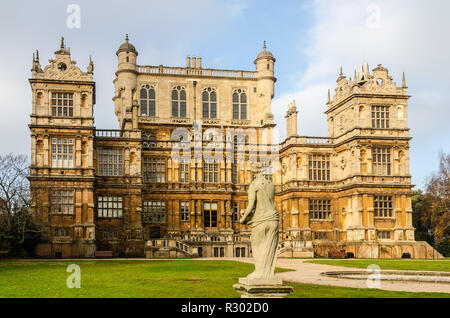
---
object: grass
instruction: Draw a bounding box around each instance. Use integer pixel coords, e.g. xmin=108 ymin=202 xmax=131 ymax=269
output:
xmin=305 ymin=259 xmax=450 ymax=272
xmin=0 ymin=259 xmax=448 ymax=298
xmin=288 ymin=283 xmax=450 ymax=298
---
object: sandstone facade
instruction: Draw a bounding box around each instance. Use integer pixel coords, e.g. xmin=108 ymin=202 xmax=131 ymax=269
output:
xmin=28 ymin=37 xmax=441 ymax=259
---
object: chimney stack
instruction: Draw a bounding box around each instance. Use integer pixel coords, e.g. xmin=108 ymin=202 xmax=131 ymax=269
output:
xmin=285 ymin=100 xmax=298 ymax=138
xmin=186 ymin=55 xmax=191 ymax=68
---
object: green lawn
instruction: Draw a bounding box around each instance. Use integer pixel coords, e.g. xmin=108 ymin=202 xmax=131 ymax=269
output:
xmin=305 ymin=259 xmax=450 ymax=272
xmin=0 ymin=260 xmax=448 ymax=298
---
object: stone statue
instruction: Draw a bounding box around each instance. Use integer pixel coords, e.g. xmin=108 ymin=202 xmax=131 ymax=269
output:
xmin=239 ymin=162 xmax=281 ymax=285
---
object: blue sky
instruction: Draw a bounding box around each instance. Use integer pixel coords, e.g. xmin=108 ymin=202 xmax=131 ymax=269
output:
xmin=0 ymin=0 xmax=449 ymax=188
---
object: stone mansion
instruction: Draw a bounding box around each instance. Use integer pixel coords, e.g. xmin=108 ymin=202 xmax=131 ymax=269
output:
xmin=28 ymin=36 xmax=441 ymax=259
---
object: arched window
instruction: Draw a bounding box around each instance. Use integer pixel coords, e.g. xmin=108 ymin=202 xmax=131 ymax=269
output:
xmin=172 ymin=86 xmax=186 ymax=118
xmin=140 ymin=85 xmax=156 ymax=116
xmin=232 ymin=89 xmax=247 ymax=120
xmin=202 ymin=87 xmax=217 ymax=119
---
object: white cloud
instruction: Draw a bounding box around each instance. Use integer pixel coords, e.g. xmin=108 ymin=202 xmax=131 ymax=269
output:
xmin=272 ymin=0 xmax=450 ymax=187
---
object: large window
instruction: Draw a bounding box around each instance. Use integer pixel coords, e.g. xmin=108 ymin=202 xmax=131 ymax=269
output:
xmin=180 ymin=161 xmax=189 ymax=183
xmin=97 ymin=196 xmax=123 ymax=218
xmin=172 ymin=86 xmax=186 ymax=118
xmin=371 ymin=106 xmax=390 ymax=128
xmin=98 ymin=148 xmax=123 ymax=176
xmin=232 ymin=202 xmax=239 ymax=222
xmin=235 ymin=247 xmax=246 ymax=257
xmin=52 ymin=92 xmax=73 ymax=117
xmin=203 ymin=202 xmax=218 ymax=228
xmin=232 ymin=89 xmax=247 ymax=120
xmin=51 ymin=138 xmax=74 ymax=168
xmin=140 ymin=85 xmax=156 ymax=116
xmin=231 ymin=163 xmax=238 ymax=184
xmin=54 ymin=228 xmax=70 ymax=237
xmin=202 ymin=87 xmax=217 ymax=119
xmin=308 ymin=154 xmax=330 ymax=181
xmin=203 ymin=161 xmax=219 ymax=183
xmin=262 ymin=161 xmax=274 ymax=182
xmin=180 ymin=201 xmax=189 ymax=222
xmin=143 ymin=201 xmax=166 ymax=223
xmin=309 ymin=199 xmax=331 ymax=220
xmin=143 ymin=157 xmax=166 ymax=182
xmin=51 ymin=190 xmax=74 ymax=214
xmin=372 ymin=147 xmax=391 ymax=175
xmin=377 ymin=231 xmax=392 ymax=240
xmin=374 ymin=196 xmax=393 ymax=217
xmin=103 ymin=230 xmax=119 ymax=240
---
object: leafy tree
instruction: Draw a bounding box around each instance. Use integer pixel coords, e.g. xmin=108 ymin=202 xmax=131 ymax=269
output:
xmin=414 ymin=153 xmax=450 ymax=256
xmin=424 ymin=153 xmax=450 ymax=244
xmin=411 ymin=189 xmax=434 ymax=244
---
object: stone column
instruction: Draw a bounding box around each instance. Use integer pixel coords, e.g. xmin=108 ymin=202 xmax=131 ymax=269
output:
xmin=75 ymin=136 xmax=82 ymax=168
xmin=43 ymin=135 xmax=49 ymax=167
xmin=190 ymin=199 xmax=196 ymax=229
xmin=31 ymin=134 xmax=37 ymax=166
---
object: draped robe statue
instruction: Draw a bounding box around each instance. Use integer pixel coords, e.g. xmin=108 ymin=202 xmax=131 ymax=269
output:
xmin=239 ymin=163 xmax=281 ymax=284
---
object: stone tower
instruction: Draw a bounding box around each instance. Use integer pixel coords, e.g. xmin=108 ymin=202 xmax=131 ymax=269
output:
xmin=29 ymin=37 xmax=96 ymax=258
xmin=114 ymin=34 xmax=139 ymax=130
xmin=325 ymin=63 xmax=413 ymax=244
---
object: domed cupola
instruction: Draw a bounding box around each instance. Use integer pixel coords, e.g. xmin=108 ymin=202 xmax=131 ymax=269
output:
xmin=254 ymin=41 xmax=275 ymax=64
xmin=116 ymin=34 xmax=138 ymax=56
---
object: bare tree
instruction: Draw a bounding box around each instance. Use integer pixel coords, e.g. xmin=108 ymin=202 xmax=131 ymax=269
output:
xmin=0 ymin=154 xmax=41 ymax=255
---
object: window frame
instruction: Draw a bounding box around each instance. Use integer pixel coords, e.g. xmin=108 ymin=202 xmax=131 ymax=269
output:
xmin=142 ymin=200 xmax=167 ymax=224
xmin=180 ymin=161 xmax=189 ymax=183
xmin=202 ymin=87 xmax=217 ymax=119
xmin=51 ymin=91 xmax=74 ymax=117
xmin=371 ymin=105 xmax=390 ymax=129
xmin=232 ymin=202 xmax=239 ymax=222
xmin=180 ymin=201 xmax=190 ymax=222
xmin=97 ymin=148 xmax=123 ymax=176
xmin=372 ymin=147 xmax=392 ymax=176
xmin=203 ymin=160 xmax=219 ymax=183
xmin=232 ymin=89 xmax=247 ymax=120
xmin=51 ymin=137 xmax=74 ymax=168
xmin=97 ymin=196 xmax=123 ymax=218
xmin=140 ymin=84 xmax=156 ymax=117
xmin=377 ymin=231 xmax=392 ymax=240
xmin=50 ymin=190 xmax=74 ymax=215
xmin=143 ymin=157 xmax=166 ymax=183
xmin=308 ymin=154 xmax=331 ymax=181
xmin=203 ymin=201 xmax=218 ymax=228
xmin=309 ymin=199 xmax=332 ymax=220
xmin=374 ymin=195 xmax=393 ymax=218
xmin=171 ymin=85 xmax=187 ymax=118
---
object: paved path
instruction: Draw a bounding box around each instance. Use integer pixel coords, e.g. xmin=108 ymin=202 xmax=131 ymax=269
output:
xmin=223 ymin=257 xmax=450 ymax=294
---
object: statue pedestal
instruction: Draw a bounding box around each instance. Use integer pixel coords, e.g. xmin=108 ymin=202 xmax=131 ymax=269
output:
xmin=233 ymin=277 xmax=294 ymax=298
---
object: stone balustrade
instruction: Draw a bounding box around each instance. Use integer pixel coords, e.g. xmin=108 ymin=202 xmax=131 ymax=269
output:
xmin=137 ymin=65 xmax=256 ymax=79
